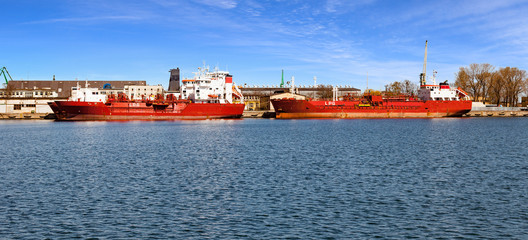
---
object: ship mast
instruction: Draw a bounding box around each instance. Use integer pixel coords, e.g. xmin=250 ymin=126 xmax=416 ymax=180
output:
xmin=280 ymin=69 xmax=284 ymax=88
xmin=366 ymin=71 xmax=369 ymax=93
xmin=290 ymin=76 xmax=295 ymax=94
xmin=420 ymin=40 xmax=428 ymax=86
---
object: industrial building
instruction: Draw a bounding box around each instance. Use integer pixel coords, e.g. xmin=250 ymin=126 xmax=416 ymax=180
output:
xmin=1 ymin=79 xmax=146 ymax=118
xmin=238 ymin=85 xmax=361 ymax=111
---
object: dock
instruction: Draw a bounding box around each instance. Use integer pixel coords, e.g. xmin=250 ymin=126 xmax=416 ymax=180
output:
xmin=0 ymin=113 xmax=52 ymax=119
xmin=465 ymin=107 xmax=528 ymax=117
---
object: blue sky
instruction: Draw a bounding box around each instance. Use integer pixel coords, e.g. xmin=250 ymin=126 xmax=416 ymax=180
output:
xmin=2 ymin=0 xmax=528 ymax=90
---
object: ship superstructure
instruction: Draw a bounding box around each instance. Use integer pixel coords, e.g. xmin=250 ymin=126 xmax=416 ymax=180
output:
xmin=69 ymin=81 xmax=107 ymax=102
xmin=418 ymin=71 xmax=470 ymax=101
xmin=181 ymin=65 xmax=244 ymax=104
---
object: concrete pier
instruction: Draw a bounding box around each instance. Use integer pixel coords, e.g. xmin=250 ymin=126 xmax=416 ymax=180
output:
xmin=242 ymin=111 xmax=276 ymax=118
xmin=465 ymin=107 xmax=528 ymax=117
xmin=465 ymin=111 xmax=528 ymax=117
xmin=0 ymin=113 xmax=52 ymax=119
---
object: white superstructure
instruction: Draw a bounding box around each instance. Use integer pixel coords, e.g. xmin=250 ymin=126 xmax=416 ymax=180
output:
xmin=69 ymin=82 xmax=106 ymax=102
xmin=418 ymin=42 xmax=469 ymax=101
xmin=418 ymin=71 xmax=469 ymax=101
xmin=180 ymin=65 xmax=243 ymax=103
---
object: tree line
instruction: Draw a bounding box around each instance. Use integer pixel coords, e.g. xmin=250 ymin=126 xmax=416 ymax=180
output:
xmin=384 ymin=79 xmax=418 ymax=96
xmin=455 ymin=63 xmax=527 ymax=106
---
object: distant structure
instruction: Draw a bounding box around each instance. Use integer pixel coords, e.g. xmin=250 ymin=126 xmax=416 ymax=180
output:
xmin=168 ymin=68 xmax=180 ymax=91
xmin=238 ymin=85 xmax=361 ymax=111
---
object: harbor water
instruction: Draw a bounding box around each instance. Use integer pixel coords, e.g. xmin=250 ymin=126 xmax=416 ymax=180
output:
xmin=1 ymin=118 xmax=527 ymax=239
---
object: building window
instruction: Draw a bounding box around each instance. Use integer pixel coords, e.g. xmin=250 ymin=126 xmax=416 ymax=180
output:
xmin=14 ymin=104 xmax=22 ymax=110
xmin=25 ymin=104 xmax=36 ymax=107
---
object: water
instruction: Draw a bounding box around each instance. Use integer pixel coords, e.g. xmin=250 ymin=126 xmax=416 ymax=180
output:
xmin=1 ymin=118 xmax=527 ymax=239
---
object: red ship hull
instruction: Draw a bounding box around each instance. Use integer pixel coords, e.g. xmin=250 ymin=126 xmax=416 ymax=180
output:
xmin=272 ymin=99 xmax=472 ymax=119
xmin=50 ymin=101 xmax=244 ymax=121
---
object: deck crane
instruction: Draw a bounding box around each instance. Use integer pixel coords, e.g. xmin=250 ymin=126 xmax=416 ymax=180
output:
xmin=419 ymin=40 xmax=428 ymax=86
xmin=1 ymin=66 xmax=13 ymax=85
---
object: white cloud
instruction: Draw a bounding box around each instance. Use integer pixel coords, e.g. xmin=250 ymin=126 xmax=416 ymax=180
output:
xmin=325 ymin=0 xmax=375 ymax=13
xmin=192 ymin=0 xmax=238 ymax=9
xmin=22 ymin=16 xmax=143 ymax=24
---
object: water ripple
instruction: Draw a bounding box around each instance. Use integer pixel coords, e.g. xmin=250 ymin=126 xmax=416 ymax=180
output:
xmin=1 ymin=118 xmax=527 ymax=239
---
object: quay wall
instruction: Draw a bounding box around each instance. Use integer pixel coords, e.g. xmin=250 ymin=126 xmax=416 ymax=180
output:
xmin=465 ymin=111 xmax=528 ymax=117
xmin=0 ymin=113 xmax=51 ymax=119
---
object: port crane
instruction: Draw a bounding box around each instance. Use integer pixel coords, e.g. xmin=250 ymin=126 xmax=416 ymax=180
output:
xmin=1 ymin=66 xmax=13 ymax=85
xmin=419 ymin=40 xmax=428 ymax=86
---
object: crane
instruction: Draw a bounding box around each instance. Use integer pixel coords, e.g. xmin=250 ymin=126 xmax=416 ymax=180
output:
xmin=419 ymin=40 xmax=428 ymax=86
xmin=1 ymin=66 xmax=13 ymax=85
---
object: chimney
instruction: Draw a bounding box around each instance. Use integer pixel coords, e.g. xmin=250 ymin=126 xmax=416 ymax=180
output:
xmin=168 ymin=68 xmax=180 ymax=91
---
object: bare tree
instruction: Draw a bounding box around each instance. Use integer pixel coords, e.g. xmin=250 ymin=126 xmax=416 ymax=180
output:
xmin=384 ymin=81 xmax=403 ymax=94
xmin=384 ymin=80 xmax=418 ymax=95
xmin=455 ymin=67 xmax=471 ymax=96
xmin=455 ymin=63 xmax=494 ymax=102
xmin=488 ymin=71 xmax=505 ymax=106
xmin=316 ymin=85 xmax=333 ymax=99
xmin=500 ymin=67 xmax=527 ymax=106
xmin=402 ymin=79 xmax=418 ymax=95
xmin=475 ymin=63 xmax=494 ymax=102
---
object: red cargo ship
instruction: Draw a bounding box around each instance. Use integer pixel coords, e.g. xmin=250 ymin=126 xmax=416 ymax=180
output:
xmin=50 ymin=66 xmax=245 ymax=121
xmin=51 ymin=99 xmax=244 ymax=120
xmin=272 ymin=41 xmax=473 ymax=119
xmin=272 ymin=91 xmax=472 ymax=119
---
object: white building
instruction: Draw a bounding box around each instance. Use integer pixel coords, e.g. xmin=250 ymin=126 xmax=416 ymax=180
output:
xmin=0 ymin=98 xmax=59 ymax=115
xmin=0 ymin=88 xmax=58 ymax=98
xmin=124 ymin=85 xmax=164 ymax=100
xmin=0 ymin=88 xmax=61 ymax=116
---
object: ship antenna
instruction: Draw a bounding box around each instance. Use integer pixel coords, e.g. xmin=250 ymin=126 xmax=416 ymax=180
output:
xmin=290 ymin=76 xmax=295 ymax=94
xmin=366 ymin=71 xmax=369 ymax=94
xmin=420 ymin=40 xmax=428 ymax=86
